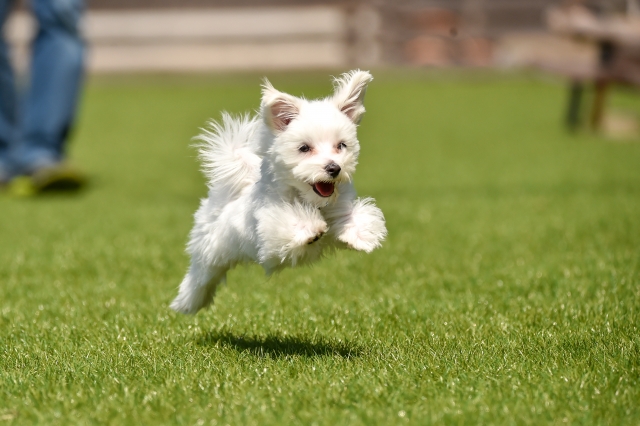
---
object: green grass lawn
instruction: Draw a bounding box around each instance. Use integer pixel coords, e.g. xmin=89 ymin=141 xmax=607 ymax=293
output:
xmin=1 ymin=71 xmax=639 ymax=425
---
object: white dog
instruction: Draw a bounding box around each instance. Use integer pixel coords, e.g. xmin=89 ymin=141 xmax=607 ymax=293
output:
xmin=170 ymin=70 xmax=387 ymax=314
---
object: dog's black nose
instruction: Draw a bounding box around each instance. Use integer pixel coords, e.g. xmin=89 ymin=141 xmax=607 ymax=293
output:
xmin=325 ymin=162 xmax=341 ymax=178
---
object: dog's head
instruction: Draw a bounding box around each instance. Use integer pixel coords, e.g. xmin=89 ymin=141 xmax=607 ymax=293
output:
xmin=261 ymin=70 xmax=373 ymax=207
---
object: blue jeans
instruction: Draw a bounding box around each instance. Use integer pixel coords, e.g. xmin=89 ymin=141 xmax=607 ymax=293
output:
xmin=0 ymin=0 xmax=84 ymax=179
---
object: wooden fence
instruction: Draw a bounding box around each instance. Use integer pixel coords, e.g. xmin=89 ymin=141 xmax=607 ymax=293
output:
xmin=4 ymin=0 xmax=628 ymax=73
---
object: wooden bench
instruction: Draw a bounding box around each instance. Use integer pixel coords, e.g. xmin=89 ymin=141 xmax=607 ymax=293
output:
xmin=544 ymin=6 xmax=640 ymax=131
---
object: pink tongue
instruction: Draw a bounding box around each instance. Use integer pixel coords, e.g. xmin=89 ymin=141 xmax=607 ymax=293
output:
xmin=314 ymin=182 xmax=335 ymax=197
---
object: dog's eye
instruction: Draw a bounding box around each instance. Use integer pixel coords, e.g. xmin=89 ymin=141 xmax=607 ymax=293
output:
xmin=298 ymin=144 xmax=311 ymax=153
xmin=337 ymin=142 xmax=347 ymax=150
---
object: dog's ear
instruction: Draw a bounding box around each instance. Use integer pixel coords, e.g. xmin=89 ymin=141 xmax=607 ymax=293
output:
xmin=332 ymin=70 xmax=373 ymax=124
xmin=261 ymin=79 xmax=301 ymax=134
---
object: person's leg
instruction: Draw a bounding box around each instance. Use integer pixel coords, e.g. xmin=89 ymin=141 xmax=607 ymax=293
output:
xmin=13 ymin=0 xmax=84 ymax=173
xmin=0 ymin=0 xmax=17 ymax=181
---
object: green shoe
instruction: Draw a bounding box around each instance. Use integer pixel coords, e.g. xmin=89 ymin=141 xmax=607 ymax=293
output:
xmin=7 ymin=176 xmax=37 ymax=197
xmin=8 ymin=163 xmax=87 ymax=196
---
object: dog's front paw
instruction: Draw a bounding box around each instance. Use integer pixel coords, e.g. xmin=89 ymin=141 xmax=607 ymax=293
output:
xmin=306 ymin=229 xmax=325 ymax=245
xmin=257 ymin=202 xmax=329 ymax=266
xmin=296 ymin=221 xmax=328 ymax=247
xmin=337 ymin=199 xmax=387 ymax=253
xmin=338 ymin=226 xmax=383 ymax=252
xmin=276 ymin=220 xmax=327 ymax=266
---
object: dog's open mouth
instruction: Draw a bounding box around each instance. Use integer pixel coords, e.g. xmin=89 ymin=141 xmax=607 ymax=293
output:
xmin=312 ymin=182 xmax=335 ymax=197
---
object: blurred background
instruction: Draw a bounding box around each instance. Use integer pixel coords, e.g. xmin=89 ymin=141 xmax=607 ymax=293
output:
xmin=5 ymin=0 xmax=638 ymax=136
xmin=2 ymin=0 xmax=632 ymax=72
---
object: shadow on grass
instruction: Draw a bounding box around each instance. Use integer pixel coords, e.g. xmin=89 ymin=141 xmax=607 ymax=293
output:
xmin=197 ymin=331 xmax=362 ymax=359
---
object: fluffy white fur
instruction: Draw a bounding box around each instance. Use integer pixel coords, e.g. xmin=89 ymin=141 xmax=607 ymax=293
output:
xmin=171 ymin=70 xmax=387 ymax=314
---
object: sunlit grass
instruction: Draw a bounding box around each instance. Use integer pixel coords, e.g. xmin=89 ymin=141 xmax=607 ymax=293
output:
xmin=1 ymin=71 xmax=639 ymax=425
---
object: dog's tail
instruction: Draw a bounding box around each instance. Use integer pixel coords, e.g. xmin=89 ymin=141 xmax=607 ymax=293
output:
xmin=194 ymin=113 xmax=261 ymax=197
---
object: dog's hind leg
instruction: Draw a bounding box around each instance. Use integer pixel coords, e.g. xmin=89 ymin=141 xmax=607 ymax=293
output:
xmin=170 ymin=261 xmax=227 ymax=315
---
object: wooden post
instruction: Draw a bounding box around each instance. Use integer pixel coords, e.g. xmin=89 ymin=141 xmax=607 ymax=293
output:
xmin=590 ymin=41 xmax=615 ymax=131
xmin=590 ymin=79 xmax=609 ymax=131
xmin=566 ymin=80 xmax=584 ymax=131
